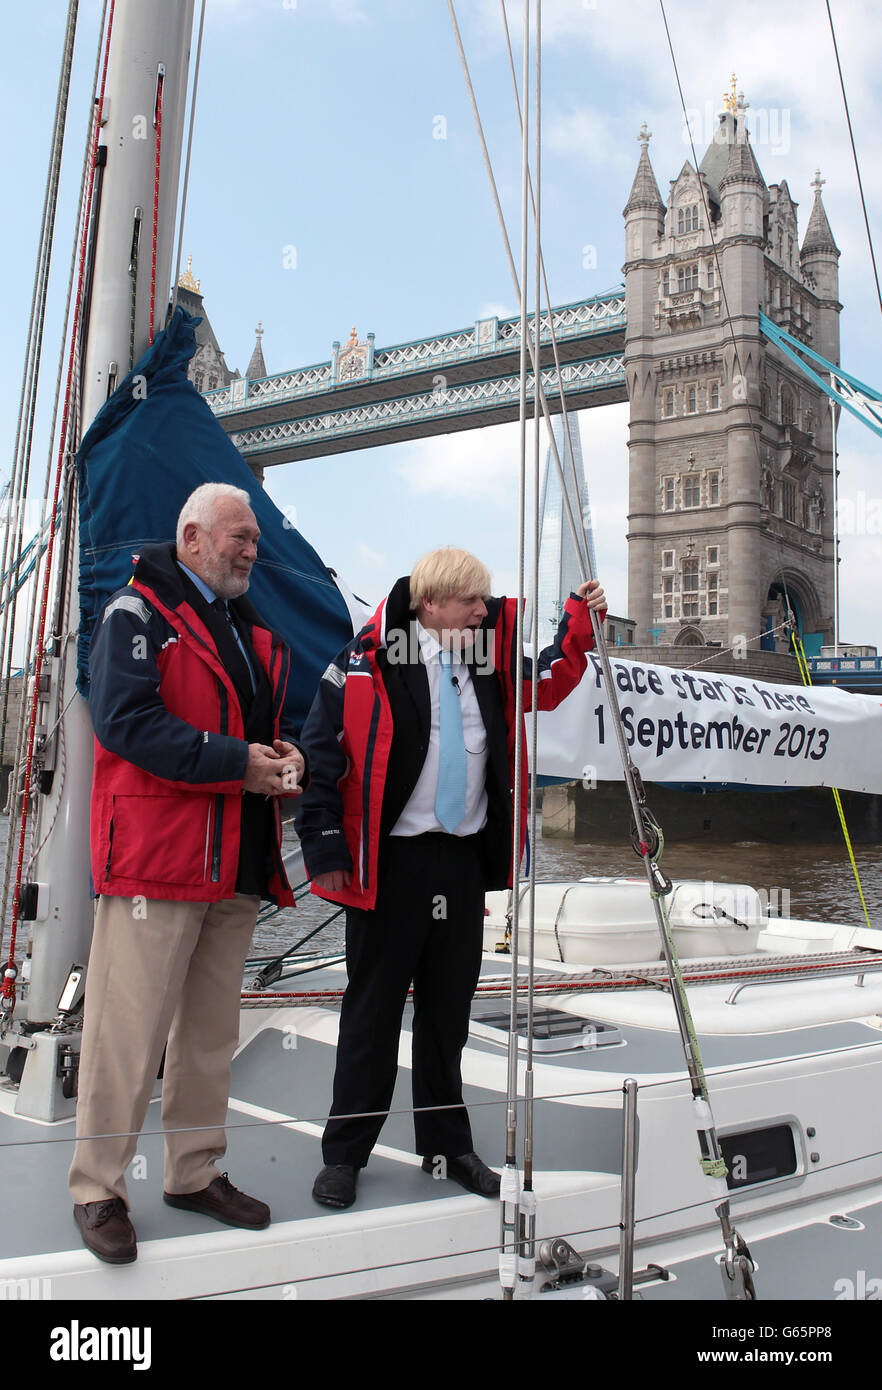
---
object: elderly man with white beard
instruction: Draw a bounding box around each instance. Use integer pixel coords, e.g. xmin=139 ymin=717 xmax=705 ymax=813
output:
xmin=69 ymin=483 xmax=306 ymax=1264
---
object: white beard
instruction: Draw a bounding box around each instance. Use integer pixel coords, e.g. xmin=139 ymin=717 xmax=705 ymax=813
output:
xmin=199 ymin=539 xmax=251 ymax=599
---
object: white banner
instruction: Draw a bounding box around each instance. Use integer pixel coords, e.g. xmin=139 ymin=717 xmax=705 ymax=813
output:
xmin=532 ymin=652 xmax=882 ymax=793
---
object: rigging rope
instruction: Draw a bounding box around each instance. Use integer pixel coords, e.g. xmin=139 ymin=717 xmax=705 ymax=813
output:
xmin=497 ymin=0 xmax=592 ymax=582
xmin=451 ymin=0 xmax=759 ymax=1301
xmin=446 ymin=0 xmax=592 ymax=586
xmin=657 ymin=0 xmax=802 ymax=666
xmin=791 ymin=630 xmax=873 ymax=930
xmin=1 ymin=0 xmax=117 ymax=1018
xmin=0 ymin=0 xmax=79 ymax=784
xmin=520 ymin=0 xmax=542 ymax=1297
xmin=149 ymin=66 xmax=164 ymax=345
xmin=659 ymin=2 xmax=873 ymax=944
xmin=825 ymin=0 xmax=882 ymax=322
xmin=1 ymin=0 xmax=110 ymax=909
xmin=171 ymin=0 xmax=208 ymax=316
xmin=499 ymin=0 xmax=533 ymax=1303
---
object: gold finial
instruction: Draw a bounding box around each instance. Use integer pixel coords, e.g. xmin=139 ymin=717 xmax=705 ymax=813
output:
xmin=178 ymin=255 xmax=200 ymax=293
xmin=348 ymin=326 xmax=358 ymax=347
xmin=724 ymin=73 xmax=738 ymax=113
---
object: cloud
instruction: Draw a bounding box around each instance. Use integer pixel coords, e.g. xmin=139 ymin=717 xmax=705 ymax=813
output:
xmin=358 ymin=543 xmax=386 ymax=568
xmin=392 ymin=402 xmax=630 ymax=608
xmin=396 ymin=421 xmax=522 ymax=502
xmin=545 ymin=106 xmax=627 ymax=171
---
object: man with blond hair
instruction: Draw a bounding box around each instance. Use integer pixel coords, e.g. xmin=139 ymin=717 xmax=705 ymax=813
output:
xmin=295 ymin=547 xmax=605 ymax=1209
xmin=69 ymin=483 xmax=306 ymax=1263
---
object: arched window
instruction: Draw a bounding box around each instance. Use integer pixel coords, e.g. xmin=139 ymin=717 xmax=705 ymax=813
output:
xmin=709 ymin=382 xmax=720 ymax=410
xmin=781 ymin=386 xmax=796 ymax=427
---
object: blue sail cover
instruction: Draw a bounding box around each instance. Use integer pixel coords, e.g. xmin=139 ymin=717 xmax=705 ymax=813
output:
xmin=77 ymin=307 xmax=354 ymax=731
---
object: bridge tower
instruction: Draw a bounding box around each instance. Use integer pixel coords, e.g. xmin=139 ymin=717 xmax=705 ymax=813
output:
xmin=623 ymin=84 xmax=840 ymax=657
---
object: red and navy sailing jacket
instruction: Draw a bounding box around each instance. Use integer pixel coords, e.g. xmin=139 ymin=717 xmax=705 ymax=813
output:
xmin=88 ymin=543 xmax=299 ymax=904
xmin=294 ymin=576 xmax=601 ymax=911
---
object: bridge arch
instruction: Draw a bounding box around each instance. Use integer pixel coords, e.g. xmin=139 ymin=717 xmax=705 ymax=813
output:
xmin=762 ymin=569 xmax=824 ymax=651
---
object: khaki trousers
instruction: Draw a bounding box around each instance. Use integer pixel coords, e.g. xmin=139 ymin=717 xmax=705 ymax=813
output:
xmin=68 ymin=892 xmax=259 ymax=1208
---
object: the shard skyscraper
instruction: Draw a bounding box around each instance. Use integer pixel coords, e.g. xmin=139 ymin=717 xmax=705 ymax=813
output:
xmin=527 ymin=413 xmax=597 ymax=643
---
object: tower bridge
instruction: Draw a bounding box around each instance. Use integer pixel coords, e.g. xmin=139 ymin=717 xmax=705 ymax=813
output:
xmin=203 ymin=294 xmax=625 ymax=466
xmin=187 ymin=80 xmax=844 ymax=661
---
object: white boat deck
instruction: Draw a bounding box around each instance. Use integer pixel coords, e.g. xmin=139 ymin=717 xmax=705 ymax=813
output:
xmin=2 ymin=934 xmax=882 ymax=1300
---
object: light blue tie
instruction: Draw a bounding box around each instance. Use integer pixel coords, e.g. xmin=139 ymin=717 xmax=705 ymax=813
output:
xmin=435 ymin=650 xmax=467 ymax=832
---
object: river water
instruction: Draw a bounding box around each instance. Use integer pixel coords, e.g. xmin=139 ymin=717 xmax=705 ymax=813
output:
xmin=2 ymin=810 xmax=881 ymax=964
xmin=251 ymin=813 xmax=882 ymax=961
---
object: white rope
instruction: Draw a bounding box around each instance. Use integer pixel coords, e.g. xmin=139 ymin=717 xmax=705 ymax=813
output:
xmin=498 ymin=0 xmax=592 ymax=583
xmin=0 ymin=0 xmax=80 ymax=748
xmin=446 ymin=0 xmax=591 ymax=586
xmin=171 ymin=0 xmax=208 ymax=315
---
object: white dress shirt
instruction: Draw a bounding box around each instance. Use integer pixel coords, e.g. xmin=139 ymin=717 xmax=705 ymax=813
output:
xmin=390 ymin=620 xmax=489 ymax=837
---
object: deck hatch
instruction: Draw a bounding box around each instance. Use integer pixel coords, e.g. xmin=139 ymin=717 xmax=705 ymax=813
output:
xmin=469 ymin=1005 xmax=624 ymax=1054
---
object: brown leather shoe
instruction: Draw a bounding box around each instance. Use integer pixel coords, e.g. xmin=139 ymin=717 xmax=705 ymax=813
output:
xmin=163 ymin=1172 xmax=270 ymax=1229
xmin=73 ymin=1198 xmax=137 ymax=1264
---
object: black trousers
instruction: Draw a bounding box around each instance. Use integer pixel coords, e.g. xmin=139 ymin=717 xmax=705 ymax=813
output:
xmin=321 ymin=833 xmax=486 ymax=1168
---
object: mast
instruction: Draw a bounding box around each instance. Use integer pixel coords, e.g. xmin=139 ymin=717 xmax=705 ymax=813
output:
xmin=23 ymin=1 xmax=195 ymax=1029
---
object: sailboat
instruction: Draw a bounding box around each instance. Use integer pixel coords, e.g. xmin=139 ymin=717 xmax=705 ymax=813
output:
xmin=2 ymin=0 xmax=882 ymax=1320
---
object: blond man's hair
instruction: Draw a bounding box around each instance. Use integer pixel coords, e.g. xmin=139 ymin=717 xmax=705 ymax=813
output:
xmin=409 ymin=548 xmax=492 ymax=611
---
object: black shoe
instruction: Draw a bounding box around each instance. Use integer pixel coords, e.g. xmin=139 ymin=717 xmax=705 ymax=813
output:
xmin=421 ymin=1151 xmax=501 ymax=1197
xmin=73 ymin=1198 xmax=137 ymax=1264
xmin=312 ymin=1164 xmax=358 ymax=1209
xmin=163 ymin=1172 xmax=270 ymax=1229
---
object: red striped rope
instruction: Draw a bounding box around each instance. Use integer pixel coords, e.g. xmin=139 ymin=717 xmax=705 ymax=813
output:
xmin=149 ymin=70 xmax=163 ymax=345
xmin=2 ymin=1 xmax=117 ymax=1010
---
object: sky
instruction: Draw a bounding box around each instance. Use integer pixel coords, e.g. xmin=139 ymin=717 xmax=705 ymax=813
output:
xmin=2 ymin=0 xmax=881 ymax=645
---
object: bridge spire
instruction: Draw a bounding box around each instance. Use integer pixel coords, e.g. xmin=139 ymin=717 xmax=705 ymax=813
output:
xmin=802 ymin=169 xmax=839 ymax=256
xmin=246 ymin=321 xmax=267 ymax=380
xmin=623 ymin=122 xmax=664 ymax=217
